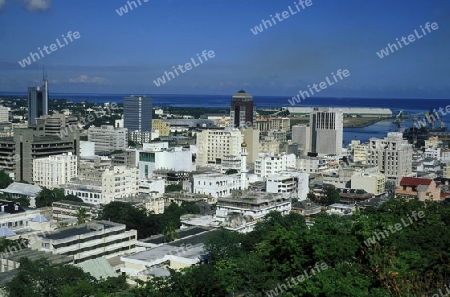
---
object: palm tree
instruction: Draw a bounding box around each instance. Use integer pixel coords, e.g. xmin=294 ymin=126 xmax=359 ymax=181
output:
xmin=76 ymin=208 xmax=88 ymax=225
xmin=163 ymin=223 xmax=179 ymax=243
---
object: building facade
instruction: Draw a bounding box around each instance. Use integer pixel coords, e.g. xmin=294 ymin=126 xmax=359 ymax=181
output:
xmin=367 ymin=132 xmax=413 ymax=185
xmin=88 ymin=125 xmax=128 ymax=154
xmin=124 ymin=95 xmax=152 ymax=132
xmin=254 ymin=152 xmax=296 ymax=178
xmin=152 ymin=119 xmax=170 ymax=136
xmin=28 ymin=77 xmax=48 ymax=125
xmin=310 ymin=108 xmax=343 ymax=155
xmin=230 ymin=90 xmax=256 ymax=128
xmin=196 ymin=128 xmax=243 ymax=167
xmin=33 ymin=153 xmax=78 ymax=189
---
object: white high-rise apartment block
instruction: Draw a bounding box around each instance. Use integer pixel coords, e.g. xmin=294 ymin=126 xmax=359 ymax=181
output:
xmin=64 ymin=166 xmax=138 ymax=205
xmin=88 ymin=125 xmax=128 ymax=153
xmin=254 ymin=152 xmax=296 ymax=178
xmin=33 ymin=153 xmax=77 ymax=189
xmin=0 ymin=106 xmax=10 ymax=122
xmin=310 ymin=108 xmax=343 ymax=155
xmin=196 ymin=128 xmax=243 ymax=167
xmin=367 ymin=132 xmax=413 ymax=185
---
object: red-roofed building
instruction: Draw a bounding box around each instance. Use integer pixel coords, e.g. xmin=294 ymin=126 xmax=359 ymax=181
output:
xmin=395 ymin=177 xmax=441 ymax=201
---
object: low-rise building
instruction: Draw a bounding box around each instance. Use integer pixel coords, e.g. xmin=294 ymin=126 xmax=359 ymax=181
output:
xmin=52 ymin=200 xmax=102 ymax=222
xmin=297 ymin=157 xmax=328 ymax=173
xmin=88 ymin=125 xmax=127 ymax=154
xmin=193 ymin=173 xmax=241 ymax=198
xmin=326 ymin=203 xmax=355 ymax=215
xmin=351 ymin=170 xmax=386 ymax=196
xmin=152 ymin=119 xmax=170 ymax=137
xmin=216 ymin=191 xmax=291 ymax=222
xmin=395 ymin=177 xmax=441 ymax=201
xmin=254 ymin=152 xmax=296 ymax=178
xmin=32 ymin=221 xmax=137 ymax=264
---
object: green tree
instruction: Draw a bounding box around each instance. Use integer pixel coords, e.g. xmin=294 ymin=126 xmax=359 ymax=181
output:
xmin=0 ymin=170 xmax=13 ymax=189
xmin=76 ymin=207 xmax=88 ymax=225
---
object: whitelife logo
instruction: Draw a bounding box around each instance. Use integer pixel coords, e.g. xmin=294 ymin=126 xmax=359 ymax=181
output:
xmin=250 ymin=0 xmax=313 ymax=35
xmin=153 ymin=50 xmax=215 ymax=87
xmin=18 ymin=31 xmax=81 ymax=68
xmin=288 ymin=69 xmax=350 ymax=106
xmin=376 ymin=22 xmax=439 ymax=59
xmin=115 ymin=0 xmax=149 ymax=16
xmin=363 ymin=211 xmax=425 ymax=247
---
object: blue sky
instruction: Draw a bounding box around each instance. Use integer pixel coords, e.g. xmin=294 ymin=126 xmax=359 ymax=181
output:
xmin=0 ymin=0 xmax=449 ymax=98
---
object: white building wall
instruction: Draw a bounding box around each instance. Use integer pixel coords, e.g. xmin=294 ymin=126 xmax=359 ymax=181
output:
xmin=33 ymin=153 xmax=77 ymax=189
xmin=196 ymin=129 xmax=243 ymax=167
xmin=80 ymin=141 xmax=95 ymax=157
xmin=254 ymin=153 xmax=296 ymax=178
xmin=193 ymin=174 xmax=241 ymax=198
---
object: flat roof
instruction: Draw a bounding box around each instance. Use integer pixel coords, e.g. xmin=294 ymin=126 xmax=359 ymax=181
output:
xmin=141 ymin=227 xmax=211 ymax=245
xmin=42 ymin=221 xmax=121 ymax=241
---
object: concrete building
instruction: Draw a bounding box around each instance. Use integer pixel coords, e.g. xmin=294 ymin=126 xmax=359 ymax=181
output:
xmin=52 ymin=200 xmax=102 ymax=222
xmin=297 ymin=157 xmax=328 ymax=173
xmin=36 ymin=114 xmax=78 ymax=136
xmin=241 ymin=128 xmax=259 ymax=164
xmin=80 ymin=141 xmax=95 ymax=157
xmin=139 ymin=179 xmax=165 ymax=195
xmin=259 ymin=135 xmax=280 ymax=154
xmin=310 ymin=108 xmax=343 ymax=156
xmin=266 ymin=172 xmax=309 ymax=200
xmin=139 ymin=146 xmax=193 ymax=179
xmin=28 ymin=76 xmax=48 ymax=125
xmin=326 ymin=203 xmax=355 ymax=215
xmin=88 ymin=125 xmax=128 ymax=154
xmin=255 ymin=117 xmax=290 ymax=132
xmin=32 ymin=221 xmax=137 ymax=264
xmin=0 ymin=106 xmax=10 ymax=123
xmin=292 ymin=125 xmax=311 ymax=155
xmin=351 ymin=170 xmax=386 ymax=196
xmin=395 ymin=177 xmax=441 ymax=201
xmin=254 ymin=152 xmax=296 ymax=178
xmin=63 ymin=166 xmax=139 ymax=205
xmin=216 ymin=191 xmax=291 ymax=222
xmin=352 ymin=142 xmax=368 ymax=165
xmin=424 ymin=147 xmax=441 ymax=160
xmin=33 ymin=153 xmax=77 ymax=189
xmin=230 ymin=90 xmax=256 ymax=128
xmin=0 ymin=126 xmax=79 ymax=182
xmin=193 ymin=173 xmax=241 ymax=198
xmin=367 ymin=132 xmax=413 ymax=185
xmin=196 ymin=128 xmax=242 ymax=167
xmin=124 ymin=95 xmax=152 ymax=132
xmin=152 ymin=119 xmax=170 ymax=136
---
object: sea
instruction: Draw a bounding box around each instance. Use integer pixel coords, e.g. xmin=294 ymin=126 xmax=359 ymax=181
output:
xmin=2 ymin=92 xmax=449 ymax=146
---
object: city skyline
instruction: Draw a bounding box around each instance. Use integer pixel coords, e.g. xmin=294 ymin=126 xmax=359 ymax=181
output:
xmin=0 ymin=0 xmax=449 ymax=98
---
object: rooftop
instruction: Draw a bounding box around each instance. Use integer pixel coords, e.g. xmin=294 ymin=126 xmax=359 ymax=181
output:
xmin=41 ymin=221 xmax=123 ymax=241
xmin=400 ymin=177 xmax=433 ymax=186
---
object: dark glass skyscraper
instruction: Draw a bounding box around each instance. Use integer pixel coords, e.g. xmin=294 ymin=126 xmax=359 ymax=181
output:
xmin=28 ymin=76 xmax=48 ymax=125
xmin=230 ymin=90 xmax=256 ymax=128
xmin=123 ymin=95 xmax=152 ymax=131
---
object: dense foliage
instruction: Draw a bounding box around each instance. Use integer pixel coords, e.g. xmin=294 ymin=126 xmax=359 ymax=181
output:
xmin=4 ymin=198 xmax=450 ymax=296
xmin=35 ymin=188 xmax=83 ymax=208
xmin=100 ymin=201 xmax=200 ymax=239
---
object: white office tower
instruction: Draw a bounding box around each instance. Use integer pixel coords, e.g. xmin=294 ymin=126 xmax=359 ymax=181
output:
xmin=240 ymin=142 xmax=249 ymax=190
xmin=367 ymin=132 xmax=413 ymax=185
xmin=310 ymin=108 xmax=343 ymax=155
xmin=196 ymin=128 xmax=243 ymax=167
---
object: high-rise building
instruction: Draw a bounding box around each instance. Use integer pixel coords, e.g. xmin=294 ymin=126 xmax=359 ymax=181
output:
xmin=292 ymin=125 xmax=311 ymax=156
xmin=230 ymin=90 xmax=256 ymax=128
xmin=88 ymin=125 xmax=128 ymax=154
xmin=28 ymin=76 xmax=48 ymax=125
xmin=0 ymin=126 xmax=79 ymax=182
xmin=33 ymin=153 xmax=78 ymax=189
xmin=309 ymin=108 xmax=343 ymax=155
xmin=123 ymin=95 xmax=152 ymax=132
xmin=367 ymin=132 xmax=413 ymax=185
xmin=196 ymin=128 xmax=243 ymax=167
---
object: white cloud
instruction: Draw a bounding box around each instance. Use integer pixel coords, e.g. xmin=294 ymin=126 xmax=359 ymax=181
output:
xmin=68 ymin=74 xmax=111 ymax=85
xmin=0 ymin=0 xmax=6 ymax=9
xmin=15 ymin=0 xmax=52 ymax=11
